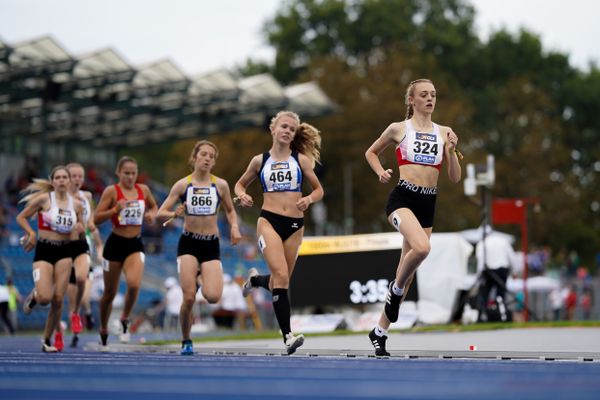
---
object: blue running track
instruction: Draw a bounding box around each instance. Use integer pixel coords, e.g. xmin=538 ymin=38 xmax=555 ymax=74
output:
xmin=0 ymin=335 xmax=599 ymax=400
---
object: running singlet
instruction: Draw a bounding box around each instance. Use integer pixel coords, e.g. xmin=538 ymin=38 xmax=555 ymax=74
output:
xmin=111 ymin=184 xmax=145 ymax=227
xmin=259 ymin=151 xmax=302 ymax=192
xmin=79 ymin=190 xmax=91 ymax=224
xmin=179 ymin=175 xmax=220 ymax=216
xmin=38 ymin=192 xmax=77 ymax=234
xmin=396 ymin=120 xmax=444 ymax=170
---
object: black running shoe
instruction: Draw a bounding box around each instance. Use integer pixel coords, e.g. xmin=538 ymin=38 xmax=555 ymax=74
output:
xmin=70 ymin=335 xmax=79 ymax=348
xmin=384 ymin=281 xmax=402 ymax=323
xmin=85 ymin=313 xmax=95 ymax=330
xmin=368 ymin=328 xmax=390 ymax=357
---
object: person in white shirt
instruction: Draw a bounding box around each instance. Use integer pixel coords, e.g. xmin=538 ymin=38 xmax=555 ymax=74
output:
xmin=163 ymin=277 xmax=183 ymax=331
xmin=213 ymin=274 xmax=247 ymax=328
xmin=476 ymin=234 xmax=516 ymax=321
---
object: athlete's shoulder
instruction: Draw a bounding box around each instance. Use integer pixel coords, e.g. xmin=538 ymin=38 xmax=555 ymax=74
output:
xmin=435 ymin=123 xmax=453 ymax=133
xmin=381 ymin=121 xmax=405 ymax=141
xmin=171 ymin=176 xmax=190 ymax=192
xmin=213 ymin=175 xmax=231 ymax=192
xmin=435 ymin=123 xmax=455 ymax=141
xmin=72 ymin=196 xmax=84 ymax=211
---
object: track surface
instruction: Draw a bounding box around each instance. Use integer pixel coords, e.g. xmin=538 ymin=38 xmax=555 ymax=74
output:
xmin=1 ymin=329 xmax=599 ymax=400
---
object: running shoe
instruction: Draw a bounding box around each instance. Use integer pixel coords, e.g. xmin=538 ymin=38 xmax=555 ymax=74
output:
xmin=54 ymin=331 xmax=64 ymax=352
xmin=284 ymin=333 xmax=304 ymax=355
xmin=70 ymin=335 xmax=79 ymax=348
xmin=84 ymin=313 xmax=95 ymax=330
xmin=42 ymin=342 xmax=58 ymax=353
xmin=368 ymin=328 xmax=390 ymax=357
xmin=369 ymin=328 xmax=390 ymax=357
xmin=71 ymin=312 xmax=82 ymax=334
xmin=242 ymin=268 xmax=259 ymax=297
xmin=99 ymin=331 xmax=109 ymax=352
xmin=384 ymin=281 xmax=402 ymax=323
xmin=181 ymin=340 xmax=194 ymax=356
xmin=119 ymin=319 xmax=131 ymax=343
xmin=23 ymin=290 xmax=37 ymax=315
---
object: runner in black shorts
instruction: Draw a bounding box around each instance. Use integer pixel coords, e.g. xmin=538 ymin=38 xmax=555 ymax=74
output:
xmin=365 ymin=79 xmax=462 ymax=356
xmin=94 ymin=156 xmax=158 ymax=350
xmin=65 ymin=162 xmax=103 ymax=347
xmin=16 ymin=166 xmax=84 ymax=352
xmin=235 ymin=110 xmax=324 ymax=355
xmin=157 ymin=140 xmax=241 ymax=355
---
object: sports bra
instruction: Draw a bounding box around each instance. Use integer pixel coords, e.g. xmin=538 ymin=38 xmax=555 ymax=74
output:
xmin=396 ymin=120 xmax=444 ymax=170
xmin=259 ymin=151 xmax=302 ymax=192
xmin=179 ymin=174 xmax=220 ymax=216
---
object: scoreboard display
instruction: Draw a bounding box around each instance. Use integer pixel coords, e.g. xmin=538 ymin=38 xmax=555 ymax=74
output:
xmin=290 ymin=233 xmax=418 ymax=308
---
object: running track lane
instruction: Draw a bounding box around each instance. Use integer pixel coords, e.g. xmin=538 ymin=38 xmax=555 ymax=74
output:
xmin=1 ymin=350 xmax=599 ymax=400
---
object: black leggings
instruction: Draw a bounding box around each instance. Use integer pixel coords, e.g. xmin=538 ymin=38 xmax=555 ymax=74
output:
xmin=0 ymin=302 xmax=14 ymax=334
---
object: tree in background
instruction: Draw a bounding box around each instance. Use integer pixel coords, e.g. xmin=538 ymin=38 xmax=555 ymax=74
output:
xmin=162 ymin=0 xmax=599 ymax=267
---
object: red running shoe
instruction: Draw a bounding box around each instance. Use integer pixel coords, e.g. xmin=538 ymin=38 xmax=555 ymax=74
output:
xmin=54 ymin=331 xmax=64 ymax=352
xmin=71 ymin=313 xmax=82 ymax=334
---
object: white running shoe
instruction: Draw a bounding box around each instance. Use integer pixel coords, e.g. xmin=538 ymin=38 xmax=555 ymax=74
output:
xmin=42 ymin=343 xmax=58 ymax=353
xmin=284 ymin=333 xmax=305 ymax=355
xmin=119 ymin=319 xmax=130 ymax=343
xmin=119 ymin=332 xmax=130 ymax=343
xmin=242 ymin=268 xmax=259 ymax=298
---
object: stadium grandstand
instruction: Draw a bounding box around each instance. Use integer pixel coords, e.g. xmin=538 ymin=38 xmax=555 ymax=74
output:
xmin=0 ymin=34 xmax=335 ymax=330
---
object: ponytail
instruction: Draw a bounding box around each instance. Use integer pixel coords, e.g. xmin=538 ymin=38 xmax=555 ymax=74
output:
xmin=292 ymin=122 xmax=322 ymax=168
xmin=19 ymin=165 xmax=69 ymax=205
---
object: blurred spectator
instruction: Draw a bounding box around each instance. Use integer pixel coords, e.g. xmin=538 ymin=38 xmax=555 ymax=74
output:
xmin=212 ymin=274 xmax=247 ymax=329
xmin=6 ymin=277 xmax=21 ymax=330
xmin=142 ymin=222 xmax=163 ymax=254
xmin=581 ymin=289 xmax=593 ymax=320
xmin=88 ymin=265 xmax=105 ymax=327
xmin=0 ymin=280 xmax=15 ymax=335
xmin=476 ymin=234 xmax=517 ymax=322
xmin=163 ymin=277 xmax=183 ymax=331
xmin=565 ymin=285 xmax=577 ymax=320
xmin=0 ymin=202 xmax=8 ymax=246
xmin=549 ymin=285 xmax=567 ymax=321
xmin=566 ymin=250 xmax=580 ymax=278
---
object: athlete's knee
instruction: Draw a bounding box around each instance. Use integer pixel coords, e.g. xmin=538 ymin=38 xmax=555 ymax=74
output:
xmin=36 ymin=293 xmax=52 ymax=306
xmin=412 ymin=241 xmax=431 ymax=261
xmin=270 ymin=269 xmax=289 ymax=287
xmin=101 ymin=287 xmax=118 ymax=301
xmin=126 ymin=285 xmax=140 ymax=295
xmin=203 ymin=291 xmax=221 ymax=304
xmin=181 ymin=294 xmax=196 ymax=307
xmin=51 ymin=294 xmax=63 ymax=307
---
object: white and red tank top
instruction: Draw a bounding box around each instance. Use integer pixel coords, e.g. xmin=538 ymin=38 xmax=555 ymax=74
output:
xmin=38 ymin=192 xmax=77 ymax=234
xmin=395 ymin=120 xmax=444 ymax=170
xmin=111 ymin=184 xmax=145 ymax=227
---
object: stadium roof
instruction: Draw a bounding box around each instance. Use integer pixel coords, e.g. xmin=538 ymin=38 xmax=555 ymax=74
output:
xmin=0 ymin=35 xmax=335 ymax=150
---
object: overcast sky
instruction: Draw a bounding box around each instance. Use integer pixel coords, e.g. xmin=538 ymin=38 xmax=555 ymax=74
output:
xmin=1 ymin=0 xmax=598 ymax=75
